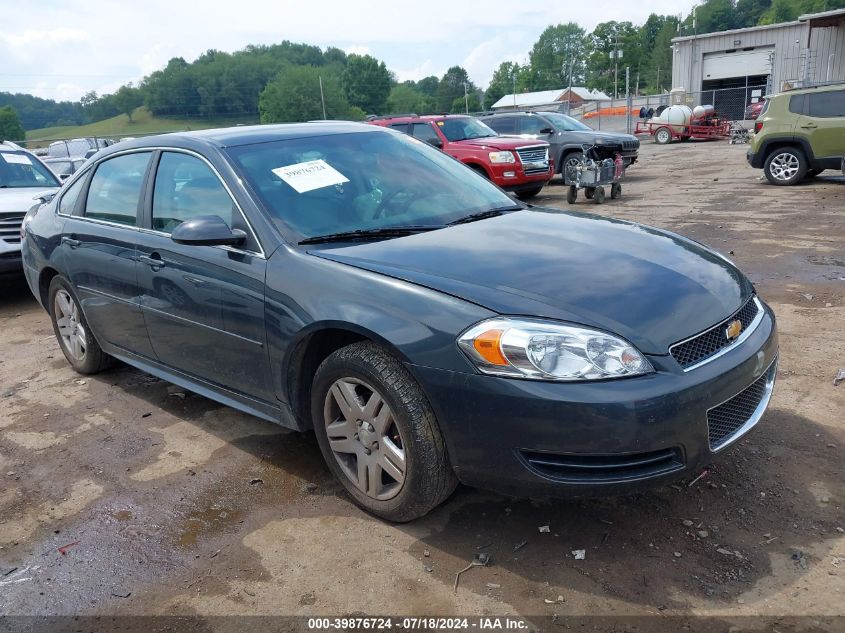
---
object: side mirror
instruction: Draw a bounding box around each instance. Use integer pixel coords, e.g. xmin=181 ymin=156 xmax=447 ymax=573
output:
xmin=171 ymin=215 xmax=246 ymax=247
xmin=539 ymin=127 xmax=554 ymax=134
xmin=426 ymin=138 xmax=443 ymax=149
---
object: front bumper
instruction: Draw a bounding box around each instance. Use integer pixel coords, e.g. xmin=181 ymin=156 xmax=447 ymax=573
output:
xmin=410 ymin=303 xmax=778 ymax=498
xmin=488 ymin=163 xmax=553 ymax=191
xmin=0 ymin=249 xmax=22 ymax=274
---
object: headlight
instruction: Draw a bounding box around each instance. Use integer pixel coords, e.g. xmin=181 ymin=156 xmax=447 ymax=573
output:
xmin=488 ymin=151 xmax=516 ymax=164
xmin=458 ymin=318 xmax=653 ymax=381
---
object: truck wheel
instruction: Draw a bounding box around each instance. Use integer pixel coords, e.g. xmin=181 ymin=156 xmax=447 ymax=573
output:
xmin=593 ymin=186 xmax=606 ymax=204
xmin=311 ymin=341 xmax=457 ymax=522
xmin=562 ymin=152 xmax=583 ymax=173
xmin=611 ymin=183 xmax=622 ymax=199
xmin=763 ymin=147 xmax=807 ymax=185
xmin=566 ymin=186 xmax=577 ymax=204
xmin=655 ymin=127 xmax=672 ymax=145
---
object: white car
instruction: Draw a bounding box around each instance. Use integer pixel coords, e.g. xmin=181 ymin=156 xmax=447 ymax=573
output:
xmin=0 ymin=141 xmax=61 ymax=274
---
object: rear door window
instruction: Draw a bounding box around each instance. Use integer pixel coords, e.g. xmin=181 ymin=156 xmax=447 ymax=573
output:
xmin=389 ymin=123 xmax=409 ymax=133
xmin=84 ymin=152 xmax=151 ymax=226
xmin=806 ymin=90 xmax=845 ymax=118
xmin=411 ymin=123 xmax=441 ymax=145
xmin=486 ymin=116 xmax=517 ymax=134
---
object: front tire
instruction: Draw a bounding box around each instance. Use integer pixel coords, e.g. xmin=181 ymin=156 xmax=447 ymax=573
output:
xmin=764 ymin=147 xmax=807 ymax=185
xmin=561 ymin=151 xmax=583 ymax=174
xmin=48 ymin=276 xmax=112 ymax=374
xmin=311 ymin=342 xmax=457 ymax=522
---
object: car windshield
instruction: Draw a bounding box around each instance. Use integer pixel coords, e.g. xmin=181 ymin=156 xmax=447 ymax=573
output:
xmin=0 ymin=152 xmax=61 ymax=188
xmin=226 ymin=130 xmax=518 ymax=241
xmin=437 ymin=118 xmax=498 ymax=141
xmin=541 ymin=113 xmax=592 ymax=132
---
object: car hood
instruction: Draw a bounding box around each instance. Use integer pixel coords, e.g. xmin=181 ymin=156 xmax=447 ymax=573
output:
xmin=576 ymin=130 xmax=639 ymax=144
xmin=457 ymin=136 xmax=549 ymax=151
xmin=310 ymin=210 xmax=753 ymax=354
xmin=0 ymin=188 xmax=57 ymax=213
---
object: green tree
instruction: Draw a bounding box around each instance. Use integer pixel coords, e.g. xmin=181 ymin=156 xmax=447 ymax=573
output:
xmin=112 ymin=84 xmax=143 ymax=122
xmin=259 ymin=65 xmax=355 ymax=123
xmin=0 ymin=106 xmax=25 ymax=141
xmin=585 ymin=21 xmax=638 ymax=97
xmin=695 ymin=0 xmax=738 ymax=33
xmin=342 ymin=54 xmax=392 ymax=114
xmin=735 ymin=0 xmax=772 ymax=27
xmin=387 ymin=85 xmax=433 ymax=113
xmin=416 ymin=76 xmax=440 ymax=98
xmin=437 ymin=66 xmax=474 ymax=112
xmin=527 ymin=23 xmax=587 ymax=90
xmin=450 ymin=92 xmax=481 ymax=114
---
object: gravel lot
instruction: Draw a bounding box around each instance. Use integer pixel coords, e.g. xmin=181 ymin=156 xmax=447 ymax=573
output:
xmin=1 ymin=139 xmax=843 ymax=629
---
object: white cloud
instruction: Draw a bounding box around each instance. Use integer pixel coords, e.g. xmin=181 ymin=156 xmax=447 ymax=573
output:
xmin=344 ymin=45 xmax=371 ymax=56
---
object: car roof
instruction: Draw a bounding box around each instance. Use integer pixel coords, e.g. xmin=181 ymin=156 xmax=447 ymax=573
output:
xmin=112 ymin=121 xmax=388 ymax=152
xmin=370 ymin=114 xmax=470 ymax=124
xmin=777 ymin=82 xmax=845 ymax=97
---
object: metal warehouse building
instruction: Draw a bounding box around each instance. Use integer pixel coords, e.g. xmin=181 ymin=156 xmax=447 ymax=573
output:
xmin=671 ymin=8 xmax=845 ymax=119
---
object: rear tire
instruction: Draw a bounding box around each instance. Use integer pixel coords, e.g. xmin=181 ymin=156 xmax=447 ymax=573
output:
xmin=593 ymin=186 xmax=606 ymax=204
xmin=584 ymin=187 xmax=595 ymax=199
xmin=311 ymin=342 xmax=457 ymax=522
xmin=48 ymin=276 xmax=113 ymax=374
xmin=654 ymin=127 xmax=672 ymax=145
xmin=763 ymin=147 xmax=807 ymax=185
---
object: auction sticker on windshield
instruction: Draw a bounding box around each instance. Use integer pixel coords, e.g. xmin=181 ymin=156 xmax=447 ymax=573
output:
xmin=1 ymin=153 xmax=32 ymax=165
xmin=272 ymin=159 xmax=349 ymax=194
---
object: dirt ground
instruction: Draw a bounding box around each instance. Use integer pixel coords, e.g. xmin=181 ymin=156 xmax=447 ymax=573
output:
xmin=0 ymin=139 xmax=844 ymax=630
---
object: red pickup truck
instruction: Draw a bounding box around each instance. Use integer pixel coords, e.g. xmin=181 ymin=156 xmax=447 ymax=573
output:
xmin=367 ymin=114 xmax=553 ymax=198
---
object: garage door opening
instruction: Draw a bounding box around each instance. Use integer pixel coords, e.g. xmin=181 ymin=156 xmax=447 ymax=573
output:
xmin=701 ymin=75 xmax=769 ymax=121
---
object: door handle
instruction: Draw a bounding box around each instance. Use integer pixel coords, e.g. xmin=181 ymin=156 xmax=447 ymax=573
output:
xmin=61 ymin=236 xmax=80 ymax=248
xmin=801 ymin=123 xmax=818 ymax=129
xmin=139 ymin=254 xmax=166 ymax=269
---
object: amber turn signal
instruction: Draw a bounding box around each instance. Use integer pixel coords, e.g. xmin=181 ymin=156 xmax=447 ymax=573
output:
xmin=472 ymin=329 xmax=509 ymax=366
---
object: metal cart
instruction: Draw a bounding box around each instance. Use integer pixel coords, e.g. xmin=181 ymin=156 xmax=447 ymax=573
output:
xmin=563 ymin=145 xmax=625 ymax=205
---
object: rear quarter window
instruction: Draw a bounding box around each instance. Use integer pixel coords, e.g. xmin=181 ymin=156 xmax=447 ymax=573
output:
xmin=788 ymin=94 xmax=805 ymax=115
xmin=807 ymin=90 xmax=845 ymax=118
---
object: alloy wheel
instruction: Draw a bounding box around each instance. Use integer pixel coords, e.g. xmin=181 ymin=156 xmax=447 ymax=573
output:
xmin=54 ymin=289 xmax=87 ymax=362
xmin=323 ymin=377 xmax=406 ymax=501
xmin=769 ymin=152 xmax=800 ymax=181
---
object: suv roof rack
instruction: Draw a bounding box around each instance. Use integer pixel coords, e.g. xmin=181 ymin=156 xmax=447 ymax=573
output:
xmin=782 ymin=80 xmax=845 ymax=92
xmin=365 ymin=113 xmax=419 ymax=121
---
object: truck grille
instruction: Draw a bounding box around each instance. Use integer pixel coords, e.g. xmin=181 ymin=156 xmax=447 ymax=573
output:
xmin=0 ymin=212 xmax=25 ymax=245
xmin=622 ymin=138 xmax=639 ymax=152
xmin=707 ymin=358 xmax=777 ymax=451
xmin=515 ymin=146 xmax=549 ymax=174
xmin=670 ymin=297 xmax=761 ymax=370
xmin=521 ymin=447 xmax=683 ymax=483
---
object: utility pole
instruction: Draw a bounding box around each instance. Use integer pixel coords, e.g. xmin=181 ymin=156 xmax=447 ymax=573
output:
xmin=657 ymin=66 xmax=661 ymax=93
xmin=512 ymin=70 xmax=517 ymax=109
xmin=463 ymin=82 xmax=469 ymax=114
xmin=614 ymin=31 xmax=619 ymax=100
xmin=319 ymin=76 xmax=327 ymax=119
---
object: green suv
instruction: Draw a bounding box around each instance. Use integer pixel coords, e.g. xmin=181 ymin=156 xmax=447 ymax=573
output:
xmin=747 ymin=83 xmax=845 ymax=185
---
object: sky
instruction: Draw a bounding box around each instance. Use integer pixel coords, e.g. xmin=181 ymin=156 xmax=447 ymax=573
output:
xmin=1 ymin=0 xmax=698 ymax=102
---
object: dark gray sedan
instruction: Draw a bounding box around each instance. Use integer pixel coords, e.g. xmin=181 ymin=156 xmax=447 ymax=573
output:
xmin=21 ymin=123 xmax=777 ymax=521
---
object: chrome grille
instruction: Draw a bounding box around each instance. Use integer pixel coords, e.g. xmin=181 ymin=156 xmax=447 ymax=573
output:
xmin=515 ymin=146 xmax=549 ymax=174
xmin=707 ymin=359 xmax=777 ymax=451
xmin=0 ymin=212 xmax=25 ymax=245
xmin=670 ymin=297 xmax=761 ymax=369
xmin=622 ymin=139 xmax=639 ymax=151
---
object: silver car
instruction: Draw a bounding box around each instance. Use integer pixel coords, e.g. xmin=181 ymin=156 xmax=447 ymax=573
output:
xmin=0 ymin=142 xmax=61 ymax=274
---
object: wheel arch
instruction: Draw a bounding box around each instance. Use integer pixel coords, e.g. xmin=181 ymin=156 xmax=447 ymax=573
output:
xmin=462 ymin=160 xmax=491 ymax=179
xmin=38 ymin=266 xmax=61 ymax=310
xmin=284 ymin=322 xmax=416 ymax=430
xmin=759 ymin=136 xmax=815 ymax=164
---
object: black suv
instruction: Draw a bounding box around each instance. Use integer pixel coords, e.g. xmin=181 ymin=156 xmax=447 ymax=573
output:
xmin=481 ymin=111 xmax=639 ymax=175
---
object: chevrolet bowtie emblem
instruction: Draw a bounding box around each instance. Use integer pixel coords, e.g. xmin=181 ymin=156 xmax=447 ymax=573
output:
xmin=725 ymin=319 xmax=743 ymax=341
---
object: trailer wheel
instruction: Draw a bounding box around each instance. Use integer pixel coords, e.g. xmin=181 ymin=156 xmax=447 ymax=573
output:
xmin=655 ymin=127 xmax=672 ymax=145
xmin=593 ymin=186 xmax=606 ymax=204
xmin=585 ymin=187 xmax=595 ymax=199
xmin=566 ymin=186 xmax=577 ymax=204
xmin=611 ymin=183 xmax=622 ymax=199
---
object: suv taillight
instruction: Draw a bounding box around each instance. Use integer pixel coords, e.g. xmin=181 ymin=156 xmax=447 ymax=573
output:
xmin=754 ymin=121 xmax=763 ymax=134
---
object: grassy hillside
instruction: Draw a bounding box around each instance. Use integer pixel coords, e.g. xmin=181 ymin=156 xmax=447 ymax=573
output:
xmin=25 ymin=106 xmax=259 ymax=144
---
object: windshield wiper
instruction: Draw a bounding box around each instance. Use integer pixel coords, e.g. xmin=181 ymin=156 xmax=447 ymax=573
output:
xmin=446 ymin=206 xmax=523 ymax=226
xmin=299 ymin=225 xmax=442 ymax=245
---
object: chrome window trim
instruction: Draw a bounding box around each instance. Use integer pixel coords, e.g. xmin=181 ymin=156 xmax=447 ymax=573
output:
xmin=670 ymin=297 xmax=765 ymax=372
xmin=56 ymin=146 xmax=266 ymax=258
xmin=708 ymin=354 xmax=778 ymax=453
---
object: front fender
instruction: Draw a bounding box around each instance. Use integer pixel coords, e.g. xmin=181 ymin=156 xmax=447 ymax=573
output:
xmin=264 ymin=246 xmax=494 ymax=405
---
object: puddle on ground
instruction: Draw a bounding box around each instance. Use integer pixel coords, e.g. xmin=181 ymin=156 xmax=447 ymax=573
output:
xmin=177 ymin=507 xmax=243 ymax=547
